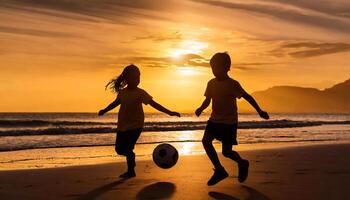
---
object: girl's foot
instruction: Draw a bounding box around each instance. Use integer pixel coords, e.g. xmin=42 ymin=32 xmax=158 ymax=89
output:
xmin=207 ymin=167 xmax=228 ymax=186
xmin=238 ymin=159 xmax=249 ymax=183
xmin=119 ymin=170 xmax=136 ymax=178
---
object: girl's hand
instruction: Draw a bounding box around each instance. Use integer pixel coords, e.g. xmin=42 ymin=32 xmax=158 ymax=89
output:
xmin=195 ymin=108 xmax=203 ymax=117
xmin=98 ymin=109 xmax=106 ymax=116
xmin=170 ymin=111 xmax=181 ymax=117
xmin=258 ymin=110 xmax=269 ymax=120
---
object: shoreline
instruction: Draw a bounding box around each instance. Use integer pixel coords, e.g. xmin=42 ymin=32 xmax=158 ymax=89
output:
xmin=1 ymin=140 xmax=350 ymax=171
xmin=1 ymin=142 xmax=350 ymax=199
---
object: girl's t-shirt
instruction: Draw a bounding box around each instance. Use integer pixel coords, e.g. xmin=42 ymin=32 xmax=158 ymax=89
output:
xmin=204 ymin=77 xmax=245 ymax=124
xmin=117 ymin=87 xmax=152 ymax=131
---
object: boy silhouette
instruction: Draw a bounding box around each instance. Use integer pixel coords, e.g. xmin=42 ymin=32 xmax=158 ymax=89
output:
xmin=195 ymin=52 xmax=269 ymax=185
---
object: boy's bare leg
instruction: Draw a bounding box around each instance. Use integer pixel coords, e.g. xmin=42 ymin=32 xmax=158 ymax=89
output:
xmin=222 ymin=143 xmax=249 ymax=183
xmin=202 ymin=133 xmax=229 ymax=185
xmin=222 ymin=143 xmax=243 ymax=163
xmin=202 ymin=133 xmax=223 ymax=169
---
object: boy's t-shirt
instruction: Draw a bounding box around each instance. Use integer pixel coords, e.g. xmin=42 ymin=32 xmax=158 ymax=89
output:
xmin=204 ymin=78 xmax=245 ymax=124
xmin=117 ymin=87 xmax=152 ymax=131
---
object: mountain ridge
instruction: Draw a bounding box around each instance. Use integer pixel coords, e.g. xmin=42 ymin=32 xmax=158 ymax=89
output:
xmin=239 ymin=79 xmax=350 ymax=113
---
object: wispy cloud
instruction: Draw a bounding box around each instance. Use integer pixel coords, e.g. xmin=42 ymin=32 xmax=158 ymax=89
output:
xmin=0 ymin=25 xmax=77 ymax=38
xmin=121 ymin=54 xmax=208 ymax=68
xmin=0 ymin=3 xmax=102 ymax=23
xmin=233 ymin=62 xmax=277 ymax=71
xmin=191 ymin=0 xmax=350 ymax=33
xmin=1 ymin=0 xmax=175 ymax=22
xmin=271 ymin=41 xmax=350 ymax=58
xmin=132 ymin=31 xmax=182 ymax=42
xmin=263 ymin=0 xmax=350 ymax=19
xmin=117 ymin=53 xmax=274 ymax=71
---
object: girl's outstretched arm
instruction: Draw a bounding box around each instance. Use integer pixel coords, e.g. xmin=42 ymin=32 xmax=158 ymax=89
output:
xmin=149 ymin=100 xmax=180 ymax=117
xmin=242 ymin=92 xmax=269 ymax=119
xmin=98 ymin=97 xmax=121 ymax=116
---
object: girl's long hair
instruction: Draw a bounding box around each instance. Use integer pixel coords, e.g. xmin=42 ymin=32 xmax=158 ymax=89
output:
xmin=105 ymin=64 xmax=139 ymax=93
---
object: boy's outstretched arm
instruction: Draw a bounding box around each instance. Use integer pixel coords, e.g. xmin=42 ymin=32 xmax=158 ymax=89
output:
xmin=242 ymin=92 xmax=269 ymax=119
xmin=195 ymin=97 xmax=211 ymax=117
xmin=149 ymin=100 xmax=180 ymax=117
xmin=98 ymin=98 xmax=121 ymax=116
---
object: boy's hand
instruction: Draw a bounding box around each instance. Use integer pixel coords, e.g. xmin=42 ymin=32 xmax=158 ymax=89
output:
xmin=98 ymin=109 xmax=106 ymax=116
xmin=170 ymin=111 xmax=181 ymax=117
xmin=195 ymin=108 xmax=203 ymax=117
xmin=258 ymin=110 xmax=269 ymax=120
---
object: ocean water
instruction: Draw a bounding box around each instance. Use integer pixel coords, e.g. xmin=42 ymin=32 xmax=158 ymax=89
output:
xmin=0 ymin=113 xmax=350 ymax=152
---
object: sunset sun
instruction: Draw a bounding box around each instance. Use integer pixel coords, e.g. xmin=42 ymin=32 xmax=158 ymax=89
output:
xmin=169 ymin=40 xmax=208 ymax=58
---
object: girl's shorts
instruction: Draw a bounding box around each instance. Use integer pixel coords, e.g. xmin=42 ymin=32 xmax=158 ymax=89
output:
xmin=115 ymin=128 xmax=142 ymax=153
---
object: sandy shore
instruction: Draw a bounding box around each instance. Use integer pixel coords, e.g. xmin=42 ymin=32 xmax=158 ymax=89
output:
xmin=1 ymin=143 xmax=350 ymax=200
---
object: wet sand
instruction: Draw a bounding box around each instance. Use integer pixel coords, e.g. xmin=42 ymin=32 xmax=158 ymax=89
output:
xmin=1 ymin=143 xmax=350 ymax=200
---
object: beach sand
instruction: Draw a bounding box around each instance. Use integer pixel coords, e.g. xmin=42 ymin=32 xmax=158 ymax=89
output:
xmin=1 ymin=143 xmax=350 ymax=200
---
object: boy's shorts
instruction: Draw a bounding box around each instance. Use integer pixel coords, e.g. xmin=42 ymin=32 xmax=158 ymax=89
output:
xmin=115 ymin=128 xmax=142 ymax=154
xmin=204 ymin=120 xmax=238 ymax=145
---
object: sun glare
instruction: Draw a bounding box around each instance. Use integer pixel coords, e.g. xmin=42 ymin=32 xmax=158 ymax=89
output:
xmin=170 ymin=40 xmax=208 ymax=58
xmin=176 ymin=67 xmax=200 ymax=76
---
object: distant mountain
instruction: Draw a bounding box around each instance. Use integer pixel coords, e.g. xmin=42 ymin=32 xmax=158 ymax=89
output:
xmin=238 ymin=79 xmax=350 ymax=113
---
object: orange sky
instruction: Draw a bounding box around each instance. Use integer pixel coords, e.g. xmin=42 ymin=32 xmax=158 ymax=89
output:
xmin=1 ymin=0 xmax=350 ymax=112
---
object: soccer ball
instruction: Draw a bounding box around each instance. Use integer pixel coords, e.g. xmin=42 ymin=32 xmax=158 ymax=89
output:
xmin=152 ymin=143 xmax=179 ymax=169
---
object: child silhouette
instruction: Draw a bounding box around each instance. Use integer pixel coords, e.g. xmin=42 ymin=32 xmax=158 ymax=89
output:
xmin=195 ymin=52 xmax=269 ymax=185
xmin=99 ymin=64 xmax=180 ymax=178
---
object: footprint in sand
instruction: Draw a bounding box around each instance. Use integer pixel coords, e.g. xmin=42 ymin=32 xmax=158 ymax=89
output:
xmin=24 ymin=184 xmax=33 ymax=188
xmin=295 ymin=168 xmax=313 ymax=175
xmin=295 ymin=168 xmax=313 ymax=172
xmin=143 ymin=164 xmax=152 ymax=173
xmin=258 ymin=181 xmax=283 ymax=185
xmin=255 ymin=170 xmax=277 ymax=174
xmin=326 ymin=171 xmax=350 ymax=175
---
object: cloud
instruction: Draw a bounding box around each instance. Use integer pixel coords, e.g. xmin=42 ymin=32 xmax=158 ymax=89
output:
xmin=122 ymin=54 xmax=208 ymax=68
xmin=271 ymin=41 xmax=350 ymax=58
xmin=0 ymin=3 xmax=102 ymax=23
xmin=1 ymin=0 xmax=174 ymax=23
xmin=0 ymin=25 xmax=77 ymax=38
xmin=264 ymin=0 xmax=350 ymax=19
xmin=117 ymin=53 xmax=273 ymax=71
xmin=233 ymin=62 xmax=276 ymax=71
xmin=132 ymin=31 xmax=182 ymax=42
xmin=191 ymin=0 xmax=350 ymax=33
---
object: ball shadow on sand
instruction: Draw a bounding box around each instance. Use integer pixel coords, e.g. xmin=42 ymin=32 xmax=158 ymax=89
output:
xmin=136 ymin=182 xmax=176 ymax=200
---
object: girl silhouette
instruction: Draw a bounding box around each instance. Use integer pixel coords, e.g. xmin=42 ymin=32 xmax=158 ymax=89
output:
xmin=99 ymin=64 xmax=180 ymax=178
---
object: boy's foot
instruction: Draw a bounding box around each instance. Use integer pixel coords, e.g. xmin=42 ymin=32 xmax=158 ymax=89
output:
xmin=207 ymin=167 xmax=228 ymax=186
xmin=238 ymin=159 xmax=249 ymax=183
xmin=119 ymin=170 xmax=136 ymax=178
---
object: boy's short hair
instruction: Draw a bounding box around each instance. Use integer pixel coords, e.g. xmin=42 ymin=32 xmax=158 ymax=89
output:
xmin=210 ymin=52 xmax=231 ymax=71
